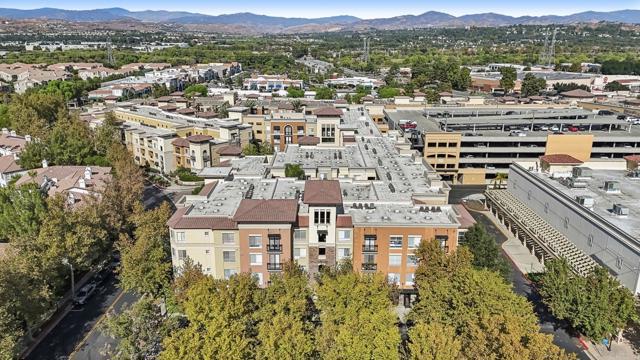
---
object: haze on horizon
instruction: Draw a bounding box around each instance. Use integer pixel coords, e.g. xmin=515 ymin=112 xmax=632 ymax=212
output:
xmin=4 ymin=0 xmax=639 ymax=19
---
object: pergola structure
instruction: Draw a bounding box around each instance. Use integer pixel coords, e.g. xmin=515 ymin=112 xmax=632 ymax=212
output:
xmin=485 ymin=189 xmax=598 ymax=277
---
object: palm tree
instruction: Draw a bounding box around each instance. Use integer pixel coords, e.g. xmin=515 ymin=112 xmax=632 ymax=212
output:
xmin=291 ymin=99 xmax=304 ymax=112
xmin=244 ymin=99 xmax=258 ymax=114
xmin=492 ymin=172 xmax=508 ymax=189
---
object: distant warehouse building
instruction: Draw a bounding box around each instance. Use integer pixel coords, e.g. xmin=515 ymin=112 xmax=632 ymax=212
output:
xmin=486 ymin=160 xmax=640 ymax=294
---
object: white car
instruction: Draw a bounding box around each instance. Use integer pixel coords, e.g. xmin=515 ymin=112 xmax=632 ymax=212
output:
xmin=73 ymin=283 xmax=97 ymax=305
xmin=550 ymin=126 xmax=560 ymax=131
xmin=540 ymin=125 xmax=549 ymax=131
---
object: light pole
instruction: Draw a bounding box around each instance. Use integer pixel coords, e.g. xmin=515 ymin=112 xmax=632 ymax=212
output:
xmin=62 ymin=258 xmax=75 ymax=296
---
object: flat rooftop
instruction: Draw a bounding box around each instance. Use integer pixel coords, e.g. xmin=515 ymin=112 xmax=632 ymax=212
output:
xmin=118 ymin=106 xmax=246 ymax=130
xmin=347 ymin=203 xmax=459 ymax=226
xmin=534 ymin=169 xmax=640 ymax=239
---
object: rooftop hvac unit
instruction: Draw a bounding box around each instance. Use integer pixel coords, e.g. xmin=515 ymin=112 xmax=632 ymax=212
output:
xmin=572 ymin=166 xmax=592 ymax=179
xmin=613 ymin=203 xmax=629 ymax=216
xmin=568 ymin=177 xmax=588 ymax=189
xmin=576 ymin=195 xmax=595 ymax=208
xmin=604 ymin=181 xmax=621 ymax=193
xmin=628 ymin=169 xmax=640 ymax=179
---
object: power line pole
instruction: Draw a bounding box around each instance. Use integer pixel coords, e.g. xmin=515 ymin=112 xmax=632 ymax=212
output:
xmin=548 ymin=28 xmax=557 ymax=69
xmin=106 ymin=36 xmax=115 ymax=66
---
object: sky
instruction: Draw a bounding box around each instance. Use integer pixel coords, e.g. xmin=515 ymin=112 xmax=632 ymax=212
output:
xmin=2 ymin=0 xmax=639 ymax=19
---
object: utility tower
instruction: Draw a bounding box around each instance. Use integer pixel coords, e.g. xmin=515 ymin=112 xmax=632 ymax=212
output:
xmin=363 ymin=37 xmax=370 ymax=62
xmin=106 ymin=37 xmax=115 ymax=66
xmin=548 ymin=28 xmax=557 ymax=68
xmin=540 ymin=32 xmax=549 ymax=66
xmin=539 ymin=28 xmax=557 ymax=68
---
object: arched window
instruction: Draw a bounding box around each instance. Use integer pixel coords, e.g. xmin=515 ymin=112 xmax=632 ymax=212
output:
xmin=284 ymin=125 xmax=293 ymax=144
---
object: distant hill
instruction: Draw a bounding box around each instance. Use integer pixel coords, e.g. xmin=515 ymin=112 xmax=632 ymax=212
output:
xmin=0 ymin=7 xmax=638 ymax=32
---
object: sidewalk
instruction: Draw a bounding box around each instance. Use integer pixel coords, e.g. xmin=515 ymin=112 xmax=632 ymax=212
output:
xmin=583 ymin=338 xmax=638 ymax=360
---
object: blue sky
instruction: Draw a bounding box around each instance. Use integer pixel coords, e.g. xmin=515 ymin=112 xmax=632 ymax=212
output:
xmin=2 ymin=0 xmax=639 ymax=19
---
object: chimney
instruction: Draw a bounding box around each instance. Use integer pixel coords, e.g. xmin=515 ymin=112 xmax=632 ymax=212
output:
xmin=84 ymin=167 xmax=92 ymax=180
xmin=25 ymin=135 xmax=31 ymax=142
xmin=42 ymin=159 xmax=48 ymax=168
xmin=12 ymin=153 xmax=18 ymax=161
xmin=9 ymin=130 xmax=16 ymax=137
xmin=78 ymin=178 xmax=86 ymax=188
xmin=1 ymin=128 xmax=7 ymax=135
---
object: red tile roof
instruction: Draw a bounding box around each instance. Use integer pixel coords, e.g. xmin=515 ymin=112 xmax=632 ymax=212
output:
xmin=216 ymin=145 xmax=242 ymax=156
xmin=297 ymin=136 xmax=320 ymax=145
xmin=0 ymin=155 xmax=21 ymax=173
xmin=624 ymin=155 xmax=640 ymax=162
xmin=172 ymin=138 xmax=189 ymax=147
xmin=187 ymin=135 xmax=213 ymax=143
xmin=336 ymin=215 xmax=353 ymax=228
xmin=314 ymin=107 xmax=343 ymax=117
xmin=304 ymin=180 xmax=342 ymax=205
xmin=166 ymin=206 xmax=237 ymax=230
xmin=540 ymin=154 xmax=583 ymax=164
xmin=297 ymin=215 xmax=309 ymax=227
xmin=233 ymin=199 xmax=298 ymax=223
xmin=560 ymin=89 xmax=594 ymax=98
xmin=198 ymin=181 xmax=217 ymax=196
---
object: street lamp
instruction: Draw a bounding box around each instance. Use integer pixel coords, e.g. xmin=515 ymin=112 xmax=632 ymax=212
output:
xmin=62 ymin=258 xmax=75 ymax=296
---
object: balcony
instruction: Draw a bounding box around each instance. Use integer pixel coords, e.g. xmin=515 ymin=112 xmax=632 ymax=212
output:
xmin=267 ymin=263 xmax=283 ymax=271
xmin=361 ymin=263 xmax=377 ymax=271
xmin=362 ymin=244 xmax=378 ymax=253
xmin=267 ymin=244 xmax=283 ymax=253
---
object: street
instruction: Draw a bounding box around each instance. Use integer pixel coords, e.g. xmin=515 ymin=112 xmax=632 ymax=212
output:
xmin=449 ymin=186 xmax=590 ymax=360
xmin=24 ymin=184 xmax=195 ymax=360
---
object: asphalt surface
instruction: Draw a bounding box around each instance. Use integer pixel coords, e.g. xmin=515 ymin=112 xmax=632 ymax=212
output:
xmin=449 ymin=186 xmax=589 ymax=360
xmin=25 ymin=184 xmax=194 ymax=360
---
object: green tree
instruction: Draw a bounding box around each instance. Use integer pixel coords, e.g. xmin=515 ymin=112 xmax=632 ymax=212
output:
xmin=17 ymin=141 xmax=49 ymax=169
xmin=520 ymin=73 xmax=547 ymax=97
xmin=553 ymin=83 xmax=590 ymax=93
xmin=152 ymin=84 xmax=170 ymax=98
xmin=407 ymin=322 xmax=461 ymax=360
xmin=7 ymin=92 xmax=67 ymax=138
xmin=160 ymin=274 xmax=260 ymax=360
xmin=604 ymin=81 xmax=630 ymax=92
xmin=0 ymin=305 xmax=23 ymax=360
xmin=184 ymin=84 xmax=208 ymax=98
xmin=255 ymin=264 xmax=316 ymax=360
xmin=287 ymin=87 xmax=305 ymax=98
xmin=313 ymin=86 xmax=335 ymax=100
xmin=0 ymin=104 xmax=9 ymax=129
xmin=103 ymin=297 xmax=178 ymax=360
xmin=316 ymin=269 xmax=401 ymax=360
xmin=499 ymin=67 xmax=517 ymax=93
xmin=378 ymin=86 xmax=401 ymax=98
xmin=462 ymin=223 xmax=510 ymax=278
xmin=118 ymin=202 xmax=173 ymax=297
xmin=46 ymin=114 xmax=95 ymax=166
xmin=0 ymin=183 xmax=48 ymax=241
xmin=94 ymin=112 xmax=121 ymax=157
xmin=285 ymin=164 xmax=306 ymax=180
xmin=569 ymin=63 xmax=582 ymax=72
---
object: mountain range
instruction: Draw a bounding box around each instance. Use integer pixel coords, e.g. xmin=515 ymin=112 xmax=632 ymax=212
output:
xmin=0 ymin=7 xmax=639 ymax=32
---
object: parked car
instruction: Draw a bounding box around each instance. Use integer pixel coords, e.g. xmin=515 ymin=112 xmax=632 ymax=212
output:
xmin=540 ymin=125 xmax=549 ymax=131
xmin=73 ymin=283 xmax=97 ymax=305
xmin=568 ymin=126 xmax=579 ymax=132
xmin=550 ymin=125 xmax=560 ymax=131
xmin=598 ymin=110 xmax=615 ymax=116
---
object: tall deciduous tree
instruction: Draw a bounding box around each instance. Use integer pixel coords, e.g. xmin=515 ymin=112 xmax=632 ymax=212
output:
xmin=499 ymin=67 xmax=517 ymax=93
xmin=520 ymin=73 xmax=547 ymax=97
xmin=118 ymin=202 xmax=173 ymax=297
xmin=462 ymin=223 xmax=510 ymax=278
xmin=0 ymin=183 xmax=48 ymax=241
xmin=407 ymin=322 xmax=461 ymax=360
xmin=316 ymin=269 xmax=401 ymax=360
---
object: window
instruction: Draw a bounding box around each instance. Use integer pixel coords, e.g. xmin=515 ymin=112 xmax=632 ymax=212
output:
xmin=223 ymin=251 xmax=235 ymax=263
xmin=205 ymin=267 xmax=211 ymax=273
xmin=284 ymin=125 xmax=293 ymax=144
xmin=338 ymin=230 xmax=351 ymax=242
xmin=321 ymin=124 xmax=336 ymax=143
xmin=389 ymin=235 xmax=403 ymax=248
xmin=294 ymin=247 xmax=307 ymax=259
xmin=405 ymin=273 xmax=415 ymax=285
xmin=364 ymin=253 xmax=376 ymax=264
xmin=294 ymin=229 xmax=307 ymax=242
xmin=314 ymin=209 xmax=331 ymax=224
xmin=204 ymin=231 xmax=210 ymax=240
xmin=171 ymin=247 xmax=176 ymax=257
xmin=408 ymin=235 xmax=421 ymax=248
xmin=223 ymin=269 xmax=237 ymax=279
xmin=175 ymin=231 xmax=186 ymax=243
xmin=448 ymin=142 xmax=457 ymax=147
xmin=407 ymin=255 xmax=418 ymax=266
xmin=252 ymin=272 xmax=264 ymax=285
xmin=436 ymin=235 xmax=448 ymax=250
xmin=222 ymin=233 xmax=235 ymax=245
xmin=177 ymin=250 xmax=187 ymax=260
xmin=319 ymin=248 xmax=327 ymax=256
xmin=249 ymin=235 xmax=262 ymax=248
xmin=250 ymin=253 xmax=262 ymax=266
xmin=387 ymin=273 xmax=400 ymax=284
xmin=318 ymin=231 xmax=327 ymax=243
xmin=205 ymin=249 xmax=210 ymax=254
xmin=337 ymin=247 xmax=351 ymax=259
xmin=437 ymin=142 xmax=447 ymax=147
xmin=427 ymin=142 xmax=437 ymax=147
xmin=389 ymin=254 xmax=402 ymax=266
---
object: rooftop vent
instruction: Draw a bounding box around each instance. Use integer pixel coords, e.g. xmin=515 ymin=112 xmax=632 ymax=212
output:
xmin=576 ymin=195 xmax=594 ymax=208
xmin=604 ymin=181 xmax=621 ymax=194
xmin=613 ymin=203 xmax=629 ymax=216
xmin=572 ymin=166 xmax=592 ymax=179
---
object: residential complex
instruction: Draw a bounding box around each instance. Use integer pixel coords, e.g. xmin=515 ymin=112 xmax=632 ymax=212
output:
xmin=485 ymin=159 xmax=640 ymax=294
xmin=242 ymin=74 xmax=303 ymax=92
xmin=167 ymin=106 xmax=473 ymax=301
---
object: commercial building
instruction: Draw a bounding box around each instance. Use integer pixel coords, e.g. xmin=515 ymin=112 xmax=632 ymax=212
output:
xmin=485 ymin=161 xmax=640 ymax=294
xmin=385 ymin=107 xmax=640 ymax=184
xmin=242 ymin=75 xmax=303 ymax=92
xmin=167 ymin=106 xmax=471 ymax=300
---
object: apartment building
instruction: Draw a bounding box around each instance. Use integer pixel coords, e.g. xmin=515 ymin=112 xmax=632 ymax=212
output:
xmin=242 ymin=75 xmax=303 ymax=92
xmin=386 ymin=107 xmax=640 ymax=184
xmin=115 ymin=106 xmax=252 ymax=173
xmin=167 ymin=106 xmax=469 ymax=302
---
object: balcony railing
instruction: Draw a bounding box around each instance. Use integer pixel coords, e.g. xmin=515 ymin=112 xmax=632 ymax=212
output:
xmin=361 ymin=263 xmax=377 ymax=271
xmin=267 ymin=263 xmax=283 ymax=271
xmin=362 ymin=244 xmax=378 ymax=253
xmin=267 ymin=244 xmax=282 ymax=253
